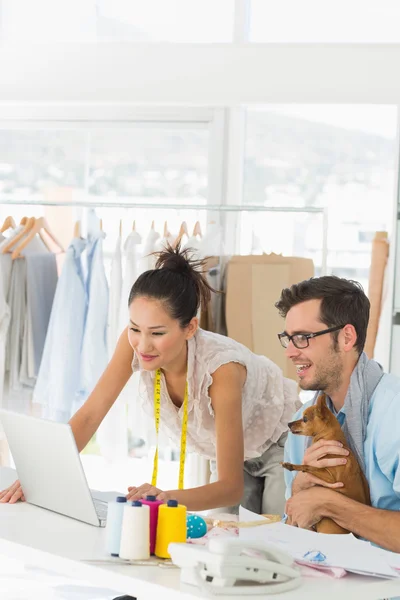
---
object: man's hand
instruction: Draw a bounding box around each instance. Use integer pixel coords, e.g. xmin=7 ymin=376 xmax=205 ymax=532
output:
xmin=0 ymin=480 xmax=25 ymax=503
xmin=126 ymin=483 xmax=172 ymax=502
xmin=286 ymin=487 xmax=334 ymax=529
xmin=292 ymin=440 xmax=348 ymax=494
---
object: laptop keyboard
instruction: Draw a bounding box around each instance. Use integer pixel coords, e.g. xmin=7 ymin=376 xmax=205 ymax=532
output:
xmin=93 ymin=499 xmax=108 ymax=520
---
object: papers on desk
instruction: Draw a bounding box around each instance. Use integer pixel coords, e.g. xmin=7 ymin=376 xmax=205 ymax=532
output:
xmin=238 ymin=506 xmax=400 ymax=579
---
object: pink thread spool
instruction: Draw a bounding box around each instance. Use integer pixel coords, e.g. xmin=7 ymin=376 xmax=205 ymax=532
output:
xmin=141 ymin=495 xmax=163 ymax=554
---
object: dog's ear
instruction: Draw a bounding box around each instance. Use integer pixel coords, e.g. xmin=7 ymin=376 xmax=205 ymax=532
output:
xmin=316 ymin=394 xmax=329 ymax=416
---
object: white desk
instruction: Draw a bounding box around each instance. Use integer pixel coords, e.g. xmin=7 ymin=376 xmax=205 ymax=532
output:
xmin=1 ymin=467 xmax=400 ymax=600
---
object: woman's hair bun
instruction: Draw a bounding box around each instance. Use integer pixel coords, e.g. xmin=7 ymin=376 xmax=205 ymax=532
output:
xmin=129 ymin=242 xmax=217 ymax=328
xmin=154 ymin=243 xmax=199 ymax=275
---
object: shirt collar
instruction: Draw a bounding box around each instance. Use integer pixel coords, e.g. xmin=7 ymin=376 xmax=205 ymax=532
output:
xmin=325 ymin=394 xmax=346 ymax=416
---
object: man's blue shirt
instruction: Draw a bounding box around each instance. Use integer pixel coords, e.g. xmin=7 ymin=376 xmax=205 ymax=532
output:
xmin=284 ymin=373 xmax=400 ymax=512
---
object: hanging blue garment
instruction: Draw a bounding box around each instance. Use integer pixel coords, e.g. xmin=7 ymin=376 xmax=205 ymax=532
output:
xmin=76 ymin=231 xmax=109 ymax=411
xmin=33 ymin=238 xmax=87 ymax=422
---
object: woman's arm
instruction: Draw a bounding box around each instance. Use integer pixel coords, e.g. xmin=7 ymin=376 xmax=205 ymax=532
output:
xmin=128 ymin=362 xmax=246 ymax=511
xmin=69 ymin=328 xmax=134 ymax=452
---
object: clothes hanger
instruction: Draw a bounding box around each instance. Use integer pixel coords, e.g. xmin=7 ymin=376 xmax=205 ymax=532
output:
xmin=19 ymin=217 xmax=28 ymax=226
xmin=11 ymin=216 xmax=64 ymax=260
xmin=151 ymin=220 xmax=155 ymax=230
xmin=119 ymin=219 xmax=122 ymax=237
xmin=163 ymin=221 xmax=171 ymax=239
xmin=0 ymin=216 xmax=16 ymax=233
xmin=192 ymin=221 xmax=202 ymax=238
xmin=1 ymin=216 xmax=36 ymax=254
xmin=73 ymin=220 xmax=81 ymax=238
xmin=173 ymin=221 xmax=189 ymax=248
xmin=132 ymin=220 xmax=136 ymax=231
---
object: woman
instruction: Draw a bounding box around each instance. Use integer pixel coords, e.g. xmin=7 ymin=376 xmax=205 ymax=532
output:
xmin=0 ymin=245 xmax=299 ymax=514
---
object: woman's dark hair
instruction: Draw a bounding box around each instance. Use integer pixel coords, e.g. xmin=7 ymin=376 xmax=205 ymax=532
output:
xmin=128 ymin=243 xmax=215 ymax=328
xmin=275 ymin=276 xmax=370 ymax=355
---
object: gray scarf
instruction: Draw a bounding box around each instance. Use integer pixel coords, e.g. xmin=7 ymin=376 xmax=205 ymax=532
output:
xmin=309 ymin=352 xmax=384 ymax=474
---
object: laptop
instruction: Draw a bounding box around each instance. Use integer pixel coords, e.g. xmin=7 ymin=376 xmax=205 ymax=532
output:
xmin=0 ymin=409 xmax=119 ymax=527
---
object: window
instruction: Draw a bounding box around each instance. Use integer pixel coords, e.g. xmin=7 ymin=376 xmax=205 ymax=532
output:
xmin=250 ymin=0 xmax=400 ymax=43
xmin=0 ymin=129 xmax=86 ymax=198
xmin=243 ymin=105 xmax=398 ymax=290
xmin=87 ymin=126 xmax=208 ymax=199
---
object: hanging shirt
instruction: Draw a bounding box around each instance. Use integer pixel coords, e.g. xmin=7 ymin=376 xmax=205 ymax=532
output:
xmin=198 ymin=223 xmax=224 ymax=258
xmin=97 ymin=229 xmax=143 ymax=463
xmin=25 ymin=253 xmax=58 ymax=377
xmin=107 ymin=234 xmax=122 ymax=358
xmin=6 ymin=259 xmax=26 ymax=392
xmin=133 ymin=328 xmax=300 ymax=460
xmin=183 ymin=235 xmax=202 ymax=257
xmin=139 ymin=228 xmax=160 ymax=273
xmin=33 ymin=238 xmax=87 ymax=422
xmin=0 ymin=226 xmax=23 ymax=252
xmin=118 ymin=230 xmax=142 ymax=334
xmin=16 ymin=237 xmax=52 ymax=389
xmin=0 ymin=247 xmax=11 ymax=408
xmin=154 ymin=232 xmax=175 ymax=253
xmin=78 ymin=232 xmax=109 ymax=409
xmin=6 ymin=235 xmax=48 ymax=391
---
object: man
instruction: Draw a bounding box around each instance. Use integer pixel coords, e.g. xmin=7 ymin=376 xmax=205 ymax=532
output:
xmin=275 ymin=276 xmax=400 ymax=552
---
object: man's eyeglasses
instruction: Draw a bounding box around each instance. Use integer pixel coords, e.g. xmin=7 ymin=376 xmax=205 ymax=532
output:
xmin=278 ymin=325 xmax=346 ymax=350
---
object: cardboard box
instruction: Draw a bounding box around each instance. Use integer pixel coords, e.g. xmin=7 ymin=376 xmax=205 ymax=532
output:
xmin=225 ymin=254 xmax=314 ymax=381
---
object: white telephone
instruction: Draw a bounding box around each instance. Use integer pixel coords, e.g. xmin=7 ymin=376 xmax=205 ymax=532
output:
xmin=168 ymin=538 xmax=302 ymax=595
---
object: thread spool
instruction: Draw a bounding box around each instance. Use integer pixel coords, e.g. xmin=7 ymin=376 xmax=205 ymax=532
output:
xmin=105 ymin=496 xmax=127 ymax=556
xmin=141 ymin=494 xmax=163 ymax=555
xmin=119 ymin=501 xmax=150 ymax=561
xmin=155 ymin=499 xmax=187 ymax=559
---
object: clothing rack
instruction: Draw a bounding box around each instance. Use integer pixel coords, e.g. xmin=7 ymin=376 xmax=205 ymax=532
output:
xmin=0 ymin=199 xmax=328 ymax=274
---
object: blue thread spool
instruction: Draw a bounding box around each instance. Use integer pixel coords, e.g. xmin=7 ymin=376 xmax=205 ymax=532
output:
xmin=186 ymin=514 xmax=207 ymax=539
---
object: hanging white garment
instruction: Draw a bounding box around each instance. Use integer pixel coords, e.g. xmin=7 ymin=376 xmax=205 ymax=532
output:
xmin=154 ymin=232 xmax=175 ymax=254
xmin=183 ymin=235 xmax=202 ymax=258
xmin=107 ymin=234 xmax=122 ymax=359
xmin=198 ymin=223 xmax=224 ymax=258
xmin=139 ymin=228 xmax=160 ymax=273
xmin=118 ymin=230 xmax=142 ymax=335
xmin=97 ymin=229 xmax=142 ymax=462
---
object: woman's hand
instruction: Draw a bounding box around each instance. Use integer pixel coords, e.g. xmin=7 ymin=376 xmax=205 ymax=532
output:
xmin=0 ymin=480 xmax=25 ymax=503
xmin=126 ymin=483 xmax=173 ymax=502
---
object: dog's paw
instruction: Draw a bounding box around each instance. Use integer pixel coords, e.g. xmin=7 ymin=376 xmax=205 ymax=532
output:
xmin=280 ymin=462 xmax=294 ymax=471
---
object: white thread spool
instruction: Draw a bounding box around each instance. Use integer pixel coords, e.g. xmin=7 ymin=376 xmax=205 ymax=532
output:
xmin=119 ymin=500 xmax=150 ymax=560
xmin=105 ymin=496 xmax=127 ymax=556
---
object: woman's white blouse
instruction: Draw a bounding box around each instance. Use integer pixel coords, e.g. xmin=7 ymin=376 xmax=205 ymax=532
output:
xmin=132 ymin=328 xmax=300 ymax=460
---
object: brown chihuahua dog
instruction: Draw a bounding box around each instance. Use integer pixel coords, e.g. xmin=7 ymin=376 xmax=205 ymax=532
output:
xmin=282 ymin=394 xmax=370 ymax=534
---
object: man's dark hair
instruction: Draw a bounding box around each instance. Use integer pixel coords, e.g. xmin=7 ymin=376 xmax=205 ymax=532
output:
xmin=275 ymin=276 xmax=370 ymax=355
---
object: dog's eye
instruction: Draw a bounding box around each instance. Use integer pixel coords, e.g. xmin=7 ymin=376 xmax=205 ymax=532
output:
xmin=303 ymin=416 xmax=308 ymax=423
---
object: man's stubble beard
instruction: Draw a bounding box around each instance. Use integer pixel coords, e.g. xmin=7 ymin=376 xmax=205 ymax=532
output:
xmin=299 ymin=350 xmax=343 ymax=394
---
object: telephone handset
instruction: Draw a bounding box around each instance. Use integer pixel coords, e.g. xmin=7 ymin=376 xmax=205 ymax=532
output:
xmin=169 ymin=538 xmax=302 ymax=595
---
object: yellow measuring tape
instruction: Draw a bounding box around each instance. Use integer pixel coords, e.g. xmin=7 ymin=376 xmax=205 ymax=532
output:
xmin=152 ymin=369 xmax=188 ymax=490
